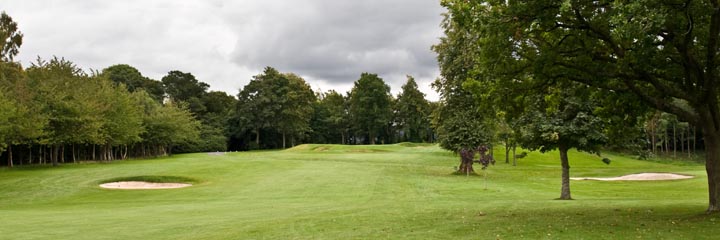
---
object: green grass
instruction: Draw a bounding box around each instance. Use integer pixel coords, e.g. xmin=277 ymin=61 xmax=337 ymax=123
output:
xmin=0 ymin=144 xmax=717 ymax=239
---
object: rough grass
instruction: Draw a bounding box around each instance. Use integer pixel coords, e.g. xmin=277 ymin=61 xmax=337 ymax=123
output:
xmin=0 ymin=143 xmax=717 ymax=239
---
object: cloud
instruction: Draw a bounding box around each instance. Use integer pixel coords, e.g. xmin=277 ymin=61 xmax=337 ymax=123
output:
xmin=3 ymin=0 xmax=444 ymax=100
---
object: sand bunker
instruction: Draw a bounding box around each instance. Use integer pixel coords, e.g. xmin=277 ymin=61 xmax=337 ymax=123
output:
xmin=571 ymin=173 xmax=693 ymax=181
xmin=99 ymin=181 xmax=192 ymax=189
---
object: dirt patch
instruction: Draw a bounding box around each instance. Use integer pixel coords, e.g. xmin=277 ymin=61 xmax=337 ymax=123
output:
xmin=99 ymin=181 xmax=192 ymax=189
xmin=571 ymin=173 xmax=693 ymax=181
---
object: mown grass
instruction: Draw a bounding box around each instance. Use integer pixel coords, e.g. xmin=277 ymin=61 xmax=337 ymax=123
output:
xmin=0 ymin=144 xmax=716 ymax=239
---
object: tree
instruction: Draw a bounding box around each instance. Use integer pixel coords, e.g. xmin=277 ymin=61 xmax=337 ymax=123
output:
xmin=517 ymin=84 xmax=607 ymax=200
xmin=440 ymin=0 xmax=720 ymax=212
xmin=277 ymin=73 xmax=315 ymax=148
xmin=0 ymin=11 xmax=23 ymax=62
xmin=395 ymin=76 xmax=432 ymax=142
xmin=348 ymin=73 xmax=393 ymax=145
xmin=231 ymin=67 xmax=284 ymax=149
xmin=432 ymin=11 xmax=496 ymax=174
xmin=137 ymin=92 xmax=201 ymax=156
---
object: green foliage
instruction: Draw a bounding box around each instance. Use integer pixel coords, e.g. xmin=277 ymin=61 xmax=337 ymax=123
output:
xmin=517 ymin=85 xmax=607 ymax=154
xmin=139 ymin=96 xmax=201 ymax=147
xmin=348 ymin=73 xmax=393 ymax=144
xmin=0 ymin=11 xmax=22 ymax=62
xmin=0 ymin=88 xmax=17 ymax=152
xmin=27 ymin=57 xmax=106 ymax=146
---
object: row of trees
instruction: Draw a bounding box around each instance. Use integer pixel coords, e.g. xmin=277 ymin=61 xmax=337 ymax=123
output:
xmin=434 ymin=1 xmax=720 ymax=212
xmin=227 ymin=67 xmax=434 ymax=150
xmin=0 ymin=57 xmax=201 ymax=167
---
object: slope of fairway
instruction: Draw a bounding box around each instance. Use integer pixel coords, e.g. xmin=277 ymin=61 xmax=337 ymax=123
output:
xmin=0 ymin=144 xmax=717 ymax=239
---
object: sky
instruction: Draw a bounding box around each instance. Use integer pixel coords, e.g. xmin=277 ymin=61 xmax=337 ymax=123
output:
xmin=3 ymin=0 xmax=445 ymax=101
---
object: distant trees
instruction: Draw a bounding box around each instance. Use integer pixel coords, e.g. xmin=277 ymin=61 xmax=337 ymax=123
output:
xmin=227 ymin=69 xmax=437 ymax=150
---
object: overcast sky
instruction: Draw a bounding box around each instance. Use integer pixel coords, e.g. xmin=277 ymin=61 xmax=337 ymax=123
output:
xmin=3 ymin=0 xmax=445 ymax=100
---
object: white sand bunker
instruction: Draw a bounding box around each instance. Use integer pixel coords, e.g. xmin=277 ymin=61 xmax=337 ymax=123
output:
xmin=571 ymin=173 xmax=694 ymax=181
xmin=99 ymin=181 xmax=192 ymax=189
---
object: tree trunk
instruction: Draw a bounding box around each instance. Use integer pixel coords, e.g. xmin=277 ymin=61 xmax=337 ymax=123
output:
xmin=681 ymin=129 xmax=685 ymax=156
xmin=369 ymin=130 xmax=375 ymax=145
xmin=505 ymin=143 xmax=510 ymax=164
xmin=341 ymin=132 xmax=346 ymax=145
xmin=558 ymin=144 xmax=572 ymax=200
xmin=457 ymin=155 xmax=474 ymax=174
xmin=703 ymin=128 xmax=720 ymax=213
xmin=651 ymin=122 xmax=657 ymax=155
xmin=7 ymin=145 xmax=13 ymax=168
xmin=51 ymin=145 xmax=59 ymax=167
xmin=255 ymin=128 xmax=260 ymax=147
xmin=673 ymin=123 xmax=677 ymax=158
xmin=693 ymin=126 xmax=697 ymax=155
xmin=72 ymin=144 xmax=76 ymax=163
xmin=282 ymin=132 xmax=286 ymax=149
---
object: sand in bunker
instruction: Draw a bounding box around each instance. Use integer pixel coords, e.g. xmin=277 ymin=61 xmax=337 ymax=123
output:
xmin=571 ymin=173 xmax=694 ymax=181
xmin=99 ymin=181 xmax=192 ymax=189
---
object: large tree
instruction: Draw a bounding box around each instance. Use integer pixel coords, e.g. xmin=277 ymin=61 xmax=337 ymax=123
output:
xmin=348 ymin=73 xmax=393 ymax=145
xmin=432 ymin=11 xmax=496 ymax=174
xmin=395 ymin=75 xmax=432 ymax=142
xmin=440 ymin=0 xmax=720 ymax=211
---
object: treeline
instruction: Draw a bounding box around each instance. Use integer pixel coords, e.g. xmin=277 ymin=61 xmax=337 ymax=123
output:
xmin=227 ymin=67 xmax=435 ymax=151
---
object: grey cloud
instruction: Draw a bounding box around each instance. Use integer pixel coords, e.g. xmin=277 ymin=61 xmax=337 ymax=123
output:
xmin=225 ymin=0 xmax=444 ymax=86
